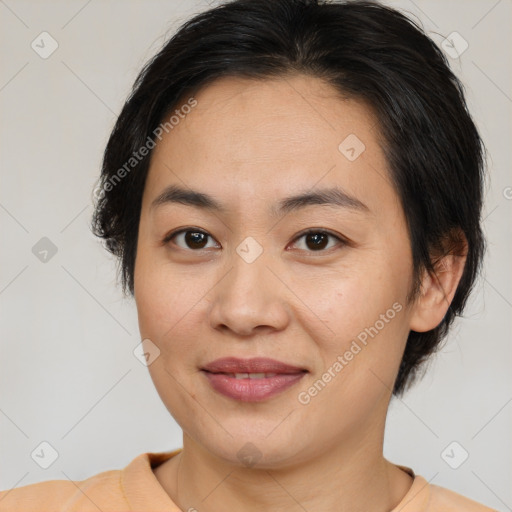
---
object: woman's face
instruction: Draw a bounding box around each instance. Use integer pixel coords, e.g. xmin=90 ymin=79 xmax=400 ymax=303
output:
xmin=134 ymin=74 xmax=421 ymax=467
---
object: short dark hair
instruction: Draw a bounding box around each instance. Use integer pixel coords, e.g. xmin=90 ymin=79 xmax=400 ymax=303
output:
xmin=91 ymin=0 xmax=486 ymax=396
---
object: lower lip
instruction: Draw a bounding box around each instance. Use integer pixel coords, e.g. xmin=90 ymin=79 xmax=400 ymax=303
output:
xmin=202 ymin=371 xmax=306 ymax=402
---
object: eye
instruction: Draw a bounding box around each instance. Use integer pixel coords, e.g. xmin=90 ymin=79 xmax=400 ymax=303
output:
xmin=290 ymin=229 xmax=346 ymax=253
xmin=163 ymin=228 xmax=219 ymax=251
xmin=162 ymin=227 xmax=347 ymax=253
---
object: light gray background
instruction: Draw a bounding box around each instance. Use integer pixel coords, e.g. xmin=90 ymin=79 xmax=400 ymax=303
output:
xmin=0 ymin=0 xmax=510 ymax=509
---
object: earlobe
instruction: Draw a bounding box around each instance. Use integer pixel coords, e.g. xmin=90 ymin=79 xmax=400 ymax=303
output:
xmin=409 ymin=238 xmax=467 ymax=333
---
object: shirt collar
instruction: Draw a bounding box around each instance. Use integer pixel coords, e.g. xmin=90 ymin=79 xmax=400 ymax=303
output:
xmin=121 ymin=449 xmax=183 ymax=510
xmin=121 ymin=451 xmax=429 ymax=512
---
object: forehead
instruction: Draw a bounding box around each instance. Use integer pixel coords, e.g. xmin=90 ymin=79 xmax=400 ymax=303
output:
xmin=144 ymin=74 xmax=395 ymax=216
xmin=174 ymin=74 xmax=378 ymax=156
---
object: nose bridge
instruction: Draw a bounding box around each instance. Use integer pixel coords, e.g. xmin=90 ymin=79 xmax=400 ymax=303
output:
xmin=208 ymin=239 xmax=289 ymax=335
xmin=223 ymin=239 xmax=273 ymax=306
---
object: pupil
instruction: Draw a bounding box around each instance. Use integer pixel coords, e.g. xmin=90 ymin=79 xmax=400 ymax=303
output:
xmin=307 ymin=233 xmax=327 ymax=250
xmin=186 ymin=231 xmax=207 ymax=249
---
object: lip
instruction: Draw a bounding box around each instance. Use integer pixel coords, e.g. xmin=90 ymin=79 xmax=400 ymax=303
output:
xmin=202 ymin=357 xmax=306 ymax=374
xmin=201 ymin=357 xmax=308 ymax=402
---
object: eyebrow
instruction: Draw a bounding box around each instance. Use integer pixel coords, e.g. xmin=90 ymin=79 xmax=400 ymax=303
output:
xmin=150 ymin=184 xmax=369 ymax=216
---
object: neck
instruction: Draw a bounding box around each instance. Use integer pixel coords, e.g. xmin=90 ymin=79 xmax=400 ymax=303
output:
xmin=154 ymin=427 xmax=413 ymax=512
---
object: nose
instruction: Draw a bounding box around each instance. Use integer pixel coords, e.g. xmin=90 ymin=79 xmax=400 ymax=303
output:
xmin=207 ymin=248 xmax=290 ymax=337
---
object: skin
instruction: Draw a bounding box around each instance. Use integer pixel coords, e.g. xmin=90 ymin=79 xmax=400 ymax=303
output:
xmin=134 ymin=74 xmax=466 ymax=512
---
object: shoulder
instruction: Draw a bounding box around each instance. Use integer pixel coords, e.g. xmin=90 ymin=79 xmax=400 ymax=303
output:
xmin=392 ymin=466 xmax=497 ymax=512
xmin=0 ymin=468 xmax=126 ymax=511
xmin=0 ymin=450 xmax=181 ymax=511
xmin=428 ymin=482 xmax=497 ymax=512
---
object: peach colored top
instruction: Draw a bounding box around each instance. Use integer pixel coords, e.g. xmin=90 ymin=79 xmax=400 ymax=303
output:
xmin=0 ymin=449 xmax=496 ymax=511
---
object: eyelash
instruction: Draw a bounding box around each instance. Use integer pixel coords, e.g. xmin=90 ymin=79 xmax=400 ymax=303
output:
xmin=162 ymin=227 xmax=348 ymax=254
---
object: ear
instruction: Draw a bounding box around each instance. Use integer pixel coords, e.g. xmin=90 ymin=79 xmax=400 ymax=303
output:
xmin=409 ymin=230 xmax=468 ymax=333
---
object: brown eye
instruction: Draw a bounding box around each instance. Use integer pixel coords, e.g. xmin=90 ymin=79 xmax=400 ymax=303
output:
xmin=291 ymin=230 xmax=345 ymax=253
xmin=305 ymin=232 xmax=329 ymax=250
xmin=164 ymin=229 xmax=219 ymax=250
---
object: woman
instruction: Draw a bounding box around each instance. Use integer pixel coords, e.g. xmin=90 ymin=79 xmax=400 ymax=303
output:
xmin=0 ymin=0 xmax=496 ymax=510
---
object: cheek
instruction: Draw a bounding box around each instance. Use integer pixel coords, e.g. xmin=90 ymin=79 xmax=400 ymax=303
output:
xmin=306 ymin=264 xmax=404 ymax=338
xmin=133 ymin=247 xmax=219 ymax=374
xmin=134 ymin=250 xmax=204 ymax=406
xmin=134 ymin=245 xmax=193 ymax=340
xmin=304 ymin=262 xmax=409 ymax=388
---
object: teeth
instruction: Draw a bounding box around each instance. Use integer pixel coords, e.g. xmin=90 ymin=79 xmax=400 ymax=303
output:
xmin=231 ymin=372 xmax=278 ymax=379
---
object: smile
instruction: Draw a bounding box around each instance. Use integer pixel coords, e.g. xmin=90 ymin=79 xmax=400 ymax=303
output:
xmin=200 ymin=357 xmax=308 ymax=402
xmin=202 ymin=371 xmax=307 ymax=402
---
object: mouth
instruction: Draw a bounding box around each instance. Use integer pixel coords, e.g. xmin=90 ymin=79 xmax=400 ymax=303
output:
xmin=201 ymin=357 xmax=308 ymax=402
xmin=214 ymin=372 xmax=280 ymax=379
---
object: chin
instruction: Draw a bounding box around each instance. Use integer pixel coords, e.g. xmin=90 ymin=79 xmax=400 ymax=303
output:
xmin=192 ymin=428 xmax=312 ymax=470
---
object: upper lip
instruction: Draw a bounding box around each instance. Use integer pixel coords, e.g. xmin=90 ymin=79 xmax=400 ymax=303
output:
xmin=202 ymin=357 xmax=307 ymax=374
